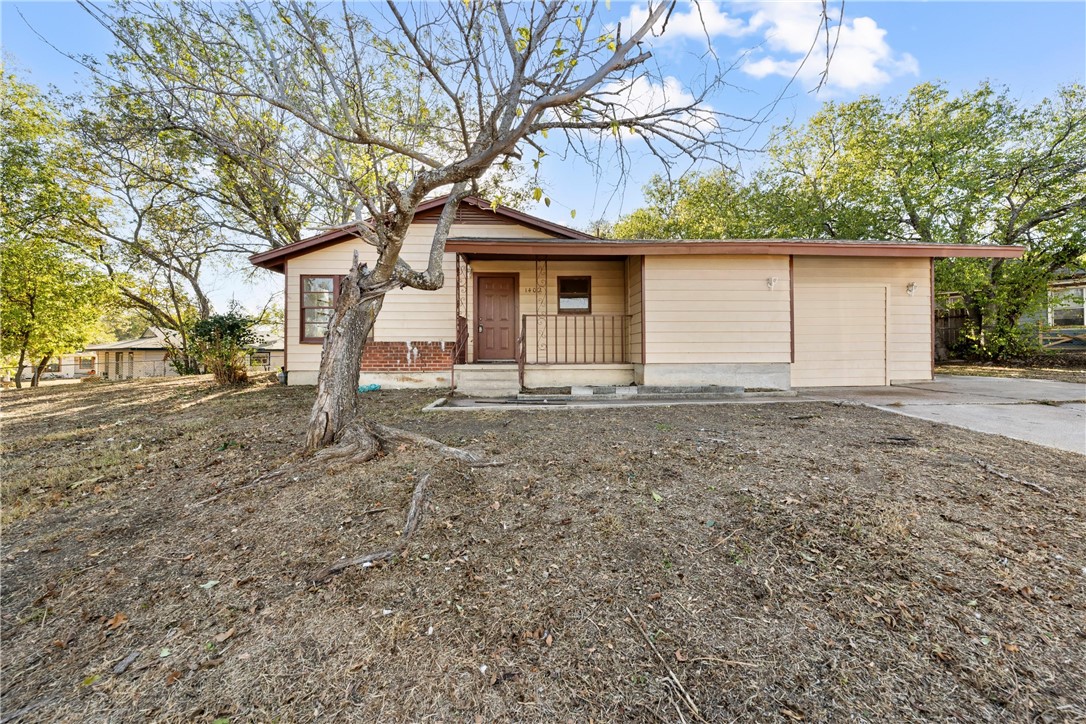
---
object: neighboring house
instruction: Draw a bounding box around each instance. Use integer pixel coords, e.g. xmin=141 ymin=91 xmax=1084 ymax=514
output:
xmin=249 ymin=196 xmax=1022 ymax=395
xmin=3 ymin=352 xmax=97 ymax=382
xmin=84 ymin=328 xmax=180 ymax=380
xmin=85 ymin=327 xmax=288 ymax=380
xmin=53 ymin=352 xmax=98 ymax=378
xmin=1041 ymin=272 xmax=1085 ymax=349
xmin=1046 ymin=273 xmax=1085 ymax=327
xmin=249 ymin=327 xmax=286 ymax=371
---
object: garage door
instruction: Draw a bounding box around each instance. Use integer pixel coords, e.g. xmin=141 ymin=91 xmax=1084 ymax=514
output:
xmin=792 ymin=285 xmax=887 ymax=387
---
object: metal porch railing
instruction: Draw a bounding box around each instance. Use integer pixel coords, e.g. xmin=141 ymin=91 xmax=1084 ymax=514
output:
xmin=519 ymin=314 xmax=632 ymax=367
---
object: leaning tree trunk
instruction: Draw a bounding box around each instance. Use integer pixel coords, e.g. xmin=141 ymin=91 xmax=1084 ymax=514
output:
xmin=305 ymin=281 xmax=385 ymax=452
xmin=13 ymin=345 xmax=28 ymax=389
xmin=32 ymin=355 xmax=50 ymax=388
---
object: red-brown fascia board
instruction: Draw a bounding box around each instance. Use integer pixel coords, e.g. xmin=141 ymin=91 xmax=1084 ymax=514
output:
xmin=251 ymin=235 xmax=1024 ymax=272
xmin=445 ymin=239 xmax=1026 ymax=259
xmin=248 ymin=195 xmax=596 ymax=272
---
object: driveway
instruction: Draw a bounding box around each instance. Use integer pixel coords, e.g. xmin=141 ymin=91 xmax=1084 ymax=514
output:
xmin=797 ymin=375 xmax=1086 ymax=454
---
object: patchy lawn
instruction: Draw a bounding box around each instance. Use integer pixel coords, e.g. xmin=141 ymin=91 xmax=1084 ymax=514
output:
xmin=2 ymin=378 xmax=1084 ymax=722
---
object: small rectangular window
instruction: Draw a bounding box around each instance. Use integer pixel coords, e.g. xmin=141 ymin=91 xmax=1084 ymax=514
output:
xmin=557 ymin=276 xmax=591 ymax=314
xmin=79 ymin=357 xmax=94 ymax=370
xmin=301 ymin=275 xmax=341 ymax=343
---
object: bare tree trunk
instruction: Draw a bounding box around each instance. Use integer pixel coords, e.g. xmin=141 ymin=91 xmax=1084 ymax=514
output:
xmin=13 ymin=345 xmax=27 ymax=389
xmin=305 ymin=286 xmax=385 ymax=452
xmin=31 ymin=355 xmax=50 ymax=388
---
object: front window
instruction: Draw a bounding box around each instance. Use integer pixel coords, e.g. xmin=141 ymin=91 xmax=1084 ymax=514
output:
xmin=79 ymin=356 xmax=94 ymax=370
xmin=557 ymin=276 xmax=591 ymax=314
xmin=301 ymin=275 xmax=340 ymax=343
xmin=1050 ymin=287 xmax=1084 ymax=327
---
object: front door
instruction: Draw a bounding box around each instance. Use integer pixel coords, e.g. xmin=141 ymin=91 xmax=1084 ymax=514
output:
xmin=475 ymin=275 xmax=517 ymax=361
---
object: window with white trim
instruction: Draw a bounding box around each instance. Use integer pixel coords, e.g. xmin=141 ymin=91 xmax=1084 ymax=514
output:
xmin=301 ymin=275 xmax=341 ymax=343
xmin=1050 ymin=287 xmax=1084 ymax=327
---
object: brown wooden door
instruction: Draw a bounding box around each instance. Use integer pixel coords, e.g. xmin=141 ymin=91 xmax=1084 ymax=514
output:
xmin=475 ymin=275 xmax=517 ymax=361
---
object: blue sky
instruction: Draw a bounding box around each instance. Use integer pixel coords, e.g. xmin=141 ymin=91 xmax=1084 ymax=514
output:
xmin=3 ymin=1 xmax=1084 ymax=311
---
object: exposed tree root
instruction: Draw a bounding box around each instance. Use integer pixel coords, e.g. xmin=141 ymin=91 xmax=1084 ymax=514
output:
xmin=369 ymin=422 xmax=504 ymax=466
xmin=312 ymin=421 xmax=382 ymax=465
xmin=314 ymin=419 xmax=504 ymax=467
xmin=193 ymin=419 xmax=498 ymax=508
xmin=975 ymin=459 xmax=1055 ymax=497
xmin=314 ymin=472 xmax=431 ymax=582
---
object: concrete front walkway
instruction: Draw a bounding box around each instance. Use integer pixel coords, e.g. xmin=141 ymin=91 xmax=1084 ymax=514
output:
xmin=796 ymin=375 xmax=1086 ymax=454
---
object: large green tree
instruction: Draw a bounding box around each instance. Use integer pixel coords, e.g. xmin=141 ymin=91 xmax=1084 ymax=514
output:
xmin=617 ymin=82 xmax=1086 ymax=358
xmin=0 ymin=69 xmax=115 ymax=387
xmin=1 ymin=240 xmax=113 ymax=387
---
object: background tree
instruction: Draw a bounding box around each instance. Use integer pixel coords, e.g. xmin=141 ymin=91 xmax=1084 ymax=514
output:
xmin=72 ymin=108 xmax=237 ymax=373
xmin=0 ymin=240 xmax=114 ymax=387
xmin=616 ymin=82 xmax=1086 ymax=358
xmin=613 ymin=170 xmax=756 ymax=239
xmin=0 ymin=68 xmax=115 ymax=387
xmin=82 ymin=0 xmax=826 ymax=452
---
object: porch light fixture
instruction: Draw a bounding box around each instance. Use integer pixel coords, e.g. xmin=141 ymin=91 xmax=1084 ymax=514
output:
xmin=906 ymin=282 xmax=917 ymax=296
xmin=766 ymin=277 xmax=778 ymax=290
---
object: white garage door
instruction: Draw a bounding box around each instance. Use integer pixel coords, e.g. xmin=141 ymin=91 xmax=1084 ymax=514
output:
xmin=792 ymin=285 xmax=887 ymax=387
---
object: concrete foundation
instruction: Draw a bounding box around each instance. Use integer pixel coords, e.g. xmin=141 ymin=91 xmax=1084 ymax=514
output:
xmin=285 ymin=369 xmax=451 ymax=388
xmin=640 ymin=363 xmax=791 ymax=390
xmin=524 ymin=364 xmax=635 ymax=389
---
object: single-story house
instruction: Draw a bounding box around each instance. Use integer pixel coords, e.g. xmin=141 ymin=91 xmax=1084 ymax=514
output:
xmin=3 ymin=352 xmax=97 ymax=382
xmin=249 ymin=328 xmax=287 ymax=371
xmin=85 ymin=327 xmax=286 ymax=380
xmin=1041 ymin=272 xmax=1085 ymax=349
xmin=249 ymin=196 xmax=1023 ymax=395
xmin=84 ymin=328 xmax=181 ymax=380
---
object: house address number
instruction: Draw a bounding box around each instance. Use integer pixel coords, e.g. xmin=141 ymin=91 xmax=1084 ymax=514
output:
xmin=523 ymin=286 xmax=544 ymax=294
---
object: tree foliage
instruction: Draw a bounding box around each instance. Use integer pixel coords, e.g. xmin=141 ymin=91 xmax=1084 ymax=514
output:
xmin=616 ymin=82 xmax=1086 ymax=359
xmin=0 ymin=69 xmax=115 ymax=387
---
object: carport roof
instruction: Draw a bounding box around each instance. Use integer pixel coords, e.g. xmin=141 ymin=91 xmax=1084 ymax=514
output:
xmin=446 ymin=237 xmax=1025 ymax=259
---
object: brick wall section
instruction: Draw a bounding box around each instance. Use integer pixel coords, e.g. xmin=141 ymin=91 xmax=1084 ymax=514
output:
xmin=360 ymin=341 xmax=455 ymax=372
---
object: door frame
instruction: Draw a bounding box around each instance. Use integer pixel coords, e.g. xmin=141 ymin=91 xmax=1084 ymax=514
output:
xmin=473 ymin=272 xmax=519 ymax=362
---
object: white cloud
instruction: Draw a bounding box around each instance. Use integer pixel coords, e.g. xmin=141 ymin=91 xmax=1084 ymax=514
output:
xmin=618 ymin=1 xmax=918 ymax=92
xmin=742 ymin=3 xmax=918 ymax=91
xmin=621 ymin=1 xmax=753 ymax=41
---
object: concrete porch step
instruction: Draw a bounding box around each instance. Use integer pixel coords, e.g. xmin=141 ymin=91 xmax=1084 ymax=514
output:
xmin=454 ymin=364 xmax=519 ymax=398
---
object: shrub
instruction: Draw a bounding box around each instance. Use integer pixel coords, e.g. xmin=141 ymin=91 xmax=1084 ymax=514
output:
xmin=190 ymin=312 xmax=258 ymax=385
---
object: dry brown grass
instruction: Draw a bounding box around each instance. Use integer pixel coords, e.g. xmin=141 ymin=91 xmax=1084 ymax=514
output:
xmin=2 ymin=377 xmax=1084 ymax=722
xmin=937 ymin=351 xmax=1086 ymax=384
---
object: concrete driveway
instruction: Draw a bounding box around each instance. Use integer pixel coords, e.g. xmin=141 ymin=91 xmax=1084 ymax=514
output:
xmin=796 ymin=375 xmax=1086 ymax=454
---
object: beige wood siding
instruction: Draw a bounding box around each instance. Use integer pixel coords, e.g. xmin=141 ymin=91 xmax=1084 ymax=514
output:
xmin=642 ymin=255 xmax=791 ymax=364
xmin=626 ymin=256 xmax=643 ymax=364
xmin=467 ymin=259 xmax=627 ymax=364
xmin=100 ymin=349 xmax=176 ymax=379
xmin=792 ymin=285 xmax=887 ymax=386
xmin=285 ymin=220 xmax=556 ymax=372
xmin=791 ymin=256 xmax=931 ymax=386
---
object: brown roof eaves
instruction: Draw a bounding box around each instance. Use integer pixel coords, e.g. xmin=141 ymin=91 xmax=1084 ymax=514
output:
xmin=248 ymin=195 xmax=596 ymax=272
xmin=446 ymin=238 xmax=1026 ymax=259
